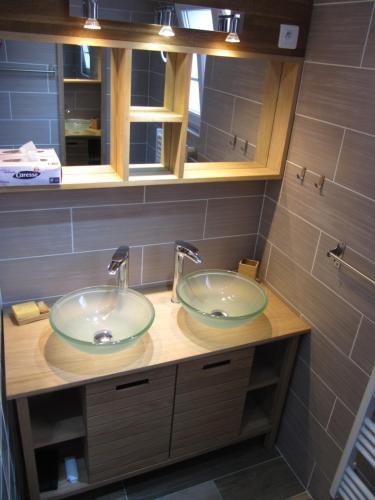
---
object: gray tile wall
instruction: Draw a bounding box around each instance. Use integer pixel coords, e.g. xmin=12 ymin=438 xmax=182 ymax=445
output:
xmin=0 ymin=39 xmax=60 ymax=155
xmin=256 ymin=1 xmax=375 ymax=497
xmin=0 ymin=181 xmax=264 ymax=304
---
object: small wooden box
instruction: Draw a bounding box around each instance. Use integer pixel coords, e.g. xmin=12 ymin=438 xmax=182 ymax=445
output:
xmin=238 ymin=259 xmax=259 ymax=280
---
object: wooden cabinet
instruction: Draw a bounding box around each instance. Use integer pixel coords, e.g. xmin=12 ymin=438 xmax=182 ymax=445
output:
xmin=171 ymin=348 xmax=254 ymax=458
xmin=85 ymin=366 xmax=176 ymax=482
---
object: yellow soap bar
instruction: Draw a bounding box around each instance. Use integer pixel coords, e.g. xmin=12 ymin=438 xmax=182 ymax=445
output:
xmin=36 ymin=301 xmax=49 ymax=314
xmin=11 ymin=301 xmax=40 ymax=322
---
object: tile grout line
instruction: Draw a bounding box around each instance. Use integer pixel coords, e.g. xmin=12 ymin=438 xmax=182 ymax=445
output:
xmin=325 ymin=397 xmax=338 ymax=432
xmin=306 ymin=462 xmax=317 ymax=490
xmin=304 ymin=59 xmax=375 ymax=71
xmin=332 ymin=128 xmax=346 ymax=182
xmin=140 ymin=246 xmax=144 ymax=285
xmin=202 ymin=199 xmax=209 ymax=238
xmin=309 ymin=230 xmax=322 ymax=275
xmin=122 ymin=481 xmax=129 ymax=500
xmin=360 ymin=1 xmax=375 ymax=66
xmin=295 ymin=111 xmax=375 ymax=141
xmin=204 ymin=85 xmax=263 ymax=106
xmin=212 ymin=455 xmax=281 ymax=483
xmin=349 ymin=313 xmax=364 ymax=358
xmin=69 ymin=208 xmax=75 ymax=253
xmin=275 ymin=444 xmax=309 ymax=494
xmin=254 ymin=181 xmax=267 ymax=259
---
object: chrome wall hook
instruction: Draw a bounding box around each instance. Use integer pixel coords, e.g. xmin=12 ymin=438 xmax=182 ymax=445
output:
xmin=296 ymin=167 xmax=306 ymax=183
xmin=229 ymin=135 xmax=237 ymax=148
xmin=241 ymin=140 xmax=248 ymax=155
xmin=314 ymin=175 xmax=325 ymax=193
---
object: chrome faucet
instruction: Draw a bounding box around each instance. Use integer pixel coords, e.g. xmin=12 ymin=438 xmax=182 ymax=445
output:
xmin=108 ymin=245 xmax=129 ymax=288
xmin=172 ymin=240 xmax=202 ymax=303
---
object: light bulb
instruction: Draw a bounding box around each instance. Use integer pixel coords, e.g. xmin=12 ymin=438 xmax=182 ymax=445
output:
xmin=84 ymin=18 xmax=101 ymax=30
xmin=225 ymin=32 xmax=240 ymax=43
xmin=159 ymin=25 xmax=175 ymax=37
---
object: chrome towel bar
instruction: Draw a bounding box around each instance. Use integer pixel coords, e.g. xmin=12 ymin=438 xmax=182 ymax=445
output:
xmin=327 ymin=242 xmax=375 ymax=287
xmin=0 ymin=65 xmax=56 ymax=75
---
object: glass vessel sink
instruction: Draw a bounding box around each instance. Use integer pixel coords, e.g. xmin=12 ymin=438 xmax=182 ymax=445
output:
xmin=177 ymin=270 xmax=268 ymax=329
xmin=49 ymin=286 xmax=155 ymax=353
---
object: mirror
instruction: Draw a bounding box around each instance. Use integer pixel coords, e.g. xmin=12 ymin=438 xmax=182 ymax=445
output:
xmin=130 ymin=123 xmax=163 ymax=164
xmin=186 ymin=55 xmax=268 ymax=162
xmin=131 ymin=50 xmax=166 ymax=107
xmin=0 ymin=38 xmax=110 ymax=166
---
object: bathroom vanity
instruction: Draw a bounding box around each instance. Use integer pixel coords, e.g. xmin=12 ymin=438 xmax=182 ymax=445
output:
xmin=3 ymin=285 xmax=310 ymax=499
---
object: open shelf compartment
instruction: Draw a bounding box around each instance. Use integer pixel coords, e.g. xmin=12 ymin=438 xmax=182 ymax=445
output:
xmin=29 ymin=388 xmax=85 ymax=449
xmin=240 ymin=386 xmax=276 ymax=438
xmin=248 ymin=341 xmax=288 ymax=391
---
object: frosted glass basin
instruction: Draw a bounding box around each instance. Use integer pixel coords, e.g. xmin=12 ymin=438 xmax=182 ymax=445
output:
xmin=49 ymin=286 xmax=155 ymax=353
xmin=177 ymin=270 xmax=268 ymax=329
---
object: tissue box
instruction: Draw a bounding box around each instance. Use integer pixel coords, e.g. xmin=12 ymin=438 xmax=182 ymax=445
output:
xmin=0 ymin=148 xmax=61 ymax=186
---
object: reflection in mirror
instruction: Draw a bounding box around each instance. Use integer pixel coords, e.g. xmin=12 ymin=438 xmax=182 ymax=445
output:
xmin=0 ymin=38 xmax=110 ymax=167
xmin=130 ymin=123 xmax=163 ymax=164
xmin=186 ymin=55 xmax=268 ymax=162
xmin=131 ymin=50 xmax=166 ymax=107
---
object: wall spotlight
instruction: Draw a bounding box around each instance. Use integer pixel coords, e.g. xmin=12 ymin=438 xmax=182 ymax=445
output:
xmin=157 ymin=7 xmax=175 ymax=37
xmin=218 ymin=14 xmax=240 ymax=43
xmin=84 ymin=0 xmax=101 ymax=30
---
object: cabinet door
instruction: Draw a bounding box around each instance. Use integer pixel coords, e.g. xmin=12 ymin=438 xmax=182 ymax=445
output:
xmin=85 ymin=365 xmax=176 ymax=482
xmin=170 ymin=348 xmax=254 ymax=458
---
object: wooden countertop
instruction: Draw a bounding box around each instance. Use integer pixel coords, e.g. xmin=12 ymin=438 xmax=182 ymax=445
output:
xmin=3 ymin=284 xmax=310 ymax=400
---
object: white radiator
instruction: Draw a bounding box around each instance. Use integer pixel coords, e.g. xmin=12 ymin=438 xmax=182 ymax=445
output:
xmin=330 ymin=367 xmax=375 ymax=500
xmin=155 ymin=127 xmax=162 ymax=163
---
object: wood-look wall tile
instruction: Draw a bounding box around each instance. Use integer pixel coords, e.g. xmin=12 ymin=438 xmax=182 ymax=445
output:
xmin=0 ymin=247 xmax=142 ymax=303
xmin=307 ymin=465 xmax=332 ymax=500
xmin=335 ymin=130 xmax=375 ymax=199
xmin=288 ymin=115 xmax=343 ymax=179
xmin=0 ymin=210 xmax=71 ymax=259
xmin=290 ymin=356 xmax=336 ymax=427
xmin=351 ymin=317 xmax=375 ymax=375
xmin=260 ymin=198 xmax=320 ymax=271
xmin=145 ymin=181 xmax=265 ymax=202
xmin=205 ymin=197 xmax=262 ymax=238
xmin=306 ymin=3 xmax=373 ymax=65
xmin=299 ymin=326 xmax=369 ymax=413
xmin=327 ymin=399 xmax=355 ymax=450
xmin=265 ymin=180 xmax=282 ymax=202
xmin=201 ymin=88 xmax=234 ymax=134
xmin=0 ymin=187 xmax=144 ymax=211
xmin=280 ymin=163 xmax=375 ymax=263
xmin=232 ymin=99 xmax=261 ymax=145
xmin=277 ymin=417 xmax=315 ymax=487
xmin=281 ymin=391 xmax=341 ymax=480
xmin=204 ymin=126 xmax=255 ymax=162
xmin=73 ymin=201 xmax=206 ymax=252
xmin=362 ymin=14 xmax=375 ymax=68
xmin=267 ymin=247 xmax=361 ymax=355
xmin=142 ymin=235 xmax=257 ymax=284
xmin=209 ymin=57 xmax=267 ymax=103
xmin=297 ymin=63 xmax=375 ymax=135
xmin=313 ymin=233 xmax=375 ymax=323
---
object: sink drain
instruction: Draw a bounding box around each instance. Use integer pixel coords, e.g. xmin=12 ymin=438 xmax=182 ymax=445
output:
xmin=93 ymin=330 xmax=115 ymax=345
xmin=210 ymin=309 xmax=228 ymax=318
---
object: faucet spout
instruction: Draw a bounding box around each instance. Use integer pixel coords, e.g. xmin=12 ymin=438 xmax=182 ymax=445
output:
xmin=108 ymin=245 xmax=129 ymax=288
xmin=172 ymin=240 xmax=202 ymax=303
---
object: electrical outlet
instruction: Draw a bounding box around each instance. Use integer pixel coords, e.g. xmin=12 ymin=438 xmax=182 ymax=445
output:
xmin=278 ymin=24 xmax=300 ymax=50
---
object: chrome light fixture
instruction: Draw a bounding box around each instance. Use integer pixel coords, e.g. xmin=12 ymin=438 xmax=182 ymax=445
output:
xmin=218 ymin=14 xmax=240 ymax=43
xmin=157 ymin=6 xmax=175 ymax=37
xmin=84 ymin=0 xmax=101 ymax=30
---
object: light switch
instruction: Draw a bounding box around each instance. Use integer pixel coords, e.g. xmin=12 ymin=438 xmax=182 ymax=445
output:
xmin=278 ymin=24 xmax=300 ymax=50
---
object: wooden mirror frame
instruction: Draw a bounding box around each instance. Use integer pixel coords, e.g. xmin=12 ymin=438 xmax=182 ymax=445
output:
xmin=0 ymin=0 xmax=306 ymax=191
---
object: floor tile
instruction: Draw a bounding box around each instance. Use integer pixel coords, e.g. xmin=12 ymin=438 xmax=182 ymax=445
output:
xmin=125 ymin=438 xmax=279 ymax=500
xmin=156 ymin=481 xmax=222 ymax=500
xmin=215 ymin=457 xmax=304 ymax=500
xmin=70 ymin=482 xmax=127 ymax=499
xmin=288 ymin=493 xmax=311 ymax=500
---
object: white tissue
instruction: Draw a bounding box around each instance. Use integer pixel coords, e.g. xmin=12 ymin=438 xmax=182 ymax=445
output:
xmin=18 ymin=141 xmax=39 ymax=162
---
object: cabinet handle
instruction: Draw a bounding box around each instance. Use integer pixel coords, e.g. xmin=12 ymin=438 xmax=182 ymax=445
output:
xmin=203 ymin=359 xmax=231 ymax=370
xmin=116 ymin=379 xmax=149 ymax=391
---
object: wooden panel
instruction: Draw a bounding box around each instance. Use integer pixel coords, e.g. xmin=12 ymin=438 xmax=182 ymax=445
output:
xmin=110 ymin=48 xmax=131 ymax=179
xmin=266 ymin=62 xmax=302 ymax=175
